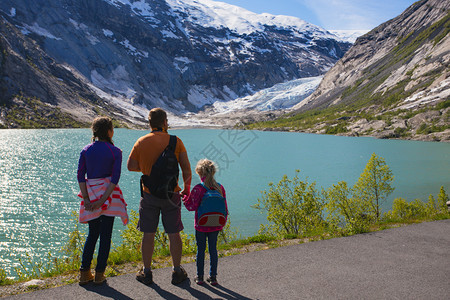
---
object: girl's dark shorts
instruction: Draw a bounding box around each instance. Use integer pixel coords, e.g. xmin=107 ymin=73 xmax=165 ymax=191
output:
xmin=137 ymin=192 xmax=184 ymax=234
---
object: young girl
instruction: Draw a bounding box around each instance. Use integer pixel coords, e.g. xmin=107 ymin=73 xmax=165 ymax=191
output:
xmin=183 ymin=159 xmax=228 ymax=285
xmin=77 ymin=117 xmax=128 ymax=285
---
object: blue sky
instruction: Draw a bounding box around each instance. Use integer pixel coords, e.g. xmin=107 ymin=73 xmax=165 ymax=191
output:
xmin=218 ymin=0 xmax=418 ymax=30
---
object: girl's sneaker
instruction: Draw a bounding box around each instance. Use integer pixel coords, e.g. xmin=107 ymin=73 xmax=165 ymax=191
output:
xmin=79 ymin=269 xmax=94 ymax=286
xmin=206 ymin=276 xmax=218 ymax=285
xmin=194 ymin=275 xmax=204 ymax=285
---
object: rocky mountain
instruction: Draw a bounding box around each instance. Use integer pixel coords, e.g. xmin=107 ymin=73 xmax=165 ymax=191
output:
xmin=0 ymin=17 xmax=142 ymax=128
xmin=253 ymin=0 xmax=449 ymax=141
xmin=0 ymin=0 xmax=351 ymax=128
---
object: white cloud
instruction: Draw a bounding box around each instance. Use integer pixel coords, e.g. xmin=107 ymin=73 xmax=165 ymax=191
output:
xmin=298 ymin=0 xmax=416 ymax=31
xmin=301 ymin=0 xmax=375 ymax=30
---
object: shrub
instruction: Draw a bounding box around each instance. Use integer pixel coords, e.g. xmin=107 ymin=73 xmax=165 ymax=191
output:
xmin=384 ymin=198 xmax=427 ymax=220
xmin=218 ymin=218 xmax=240 ymax=246
xmin=0 ymin=267 xmax=12 ymax=286
xmin=120 ymin=210 xmax=142 ymax=251
xmin=253 ymin=170 xmax=325 ymax=236
xmin=352 ymin=153 xmax=394 ymax=220
xmin=437 ymin=186 xmax=449 ymax=214
xmin=325 ymin=181 xmax=373 ymax=234
xmin=384 ymin=187 xmax=449 ymax=221
xmin=325 ymin=123 xmax=348 ymax=134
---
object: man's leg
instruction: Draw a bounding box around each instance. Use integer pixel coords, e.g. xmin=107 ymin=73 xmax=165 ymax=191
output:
xmin=142 ymin=232 xmax=156 ymax=269
xmin=168 ymin=232 xmax=182 ymax=267
xmin=168 ymin=231 xmax=188 ymax=284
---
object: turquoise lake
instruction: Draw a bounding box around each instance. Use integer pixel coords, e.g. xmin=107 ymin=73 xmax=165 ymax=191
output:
xmin=0 ymin=128 xmax=449 ymax=276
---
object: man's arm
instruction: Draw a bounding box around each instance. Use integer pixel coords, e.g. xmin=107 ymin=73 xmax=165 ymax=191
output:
xmin=178 ymin=151 xmax=191 ymax=196
xmin=127 ymin=157 xmax=140 ymax=172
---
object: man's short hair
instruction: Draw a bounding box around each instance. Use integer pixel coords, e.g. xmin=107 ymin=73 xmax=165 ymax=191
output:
xmin=148 ymin=108 xmax=167 ymax=129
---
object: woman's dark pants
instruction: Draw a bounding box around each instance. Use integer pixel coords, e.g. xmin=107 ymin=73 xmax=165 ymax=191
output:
xmin=81 ymin=215 xmax=115 ymax=272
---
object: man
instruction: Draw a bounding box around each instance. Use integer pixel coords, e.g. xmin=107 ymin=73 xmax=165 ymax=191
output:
xmin=127 ymin=108 xmax=192 ymax=285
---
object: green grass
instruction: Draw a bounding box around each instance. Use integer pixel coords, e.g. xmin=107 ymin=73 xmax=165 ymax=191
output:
xmin=1 ymin=95 xmax=135 ymax=129
xmin=3 ymin=96 xmax=87 ymax=128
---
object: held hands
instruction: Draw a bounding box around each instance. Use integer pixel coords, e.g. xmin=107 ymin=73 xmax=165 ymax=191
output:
xmin=181 ymin=188 xmax=190 ymax=199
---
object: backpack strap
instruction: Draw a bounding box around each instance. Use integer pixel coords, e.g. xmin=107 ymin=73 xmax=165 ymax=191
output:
xmin=200 ymin=182 xmax=209 ymax=191
xmin=168 ymin=135 xmax=177 ymax=151
xmin=200 ymin=182 xmax=221 ymax=192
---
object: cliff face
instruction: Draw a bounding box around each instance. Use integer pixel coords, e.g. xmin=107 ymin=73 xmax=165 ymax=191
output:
xmin=296 ymin=0 xmax=449 ymax=112
xmin=0 ymin=18 xmax=133 ymax=128
xmin=277 ymin=0 xmax=450 ymax=141
xmin=0 ymin=0 xmax=350 ymax=126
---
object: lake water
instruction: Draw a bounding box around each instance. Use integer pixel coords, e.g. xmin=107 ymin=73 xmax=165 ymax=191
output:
xmin=0 ymin=128 xmax=449 ymax=276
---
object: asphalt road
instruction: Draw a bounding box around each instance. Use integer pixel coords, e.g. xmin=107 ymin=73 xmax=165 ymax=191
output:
xmin=5 ymin=219 xmax=450 ymax=299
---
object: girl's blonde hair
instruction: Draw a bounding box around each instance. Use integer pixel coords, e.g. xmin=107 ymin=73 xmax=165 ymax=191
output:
xmin=195 ymin=159 xmax=222 ymax=196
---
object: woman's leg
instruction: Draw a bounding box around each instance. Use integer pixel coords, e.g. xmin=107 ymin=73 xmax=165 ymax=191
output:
xmin=95 ymin=216 xmax=115 ymax=272
xmin=195 ymin=230 xmax=207 ymax=276
xmin=207 ymin=231 xmax=220 ymax=276
xmin=81 ymin=217 xmax=101 ymax=270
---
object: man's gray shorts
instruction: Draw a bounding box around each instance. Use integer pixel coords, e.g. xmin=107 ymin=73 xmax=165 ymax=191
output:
xmin=137 ymin=192 xmax=184 ymax=234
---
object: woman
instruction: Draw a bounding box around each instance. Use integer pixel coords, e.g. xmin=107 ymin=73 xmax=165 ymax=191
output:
xmin=77 ymin=117 xmax=128 ymax=285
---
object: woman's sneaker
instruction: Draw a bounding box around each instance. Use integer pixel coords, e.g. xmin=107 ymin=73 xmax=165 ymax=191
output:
xmin=206 ymin=276 xmax=218 ymax=286
xmin=171 ymin=266 xmax=188 ymax=285
xmin=194 ymin=275 xmax=204 ymax=285
xmin=136 ymin=267 xmax=153 ymax=285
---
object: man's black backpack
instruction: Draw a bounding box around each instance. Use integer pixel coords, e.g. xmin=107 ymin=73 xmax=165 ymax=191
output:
xmin=141 ymin=135 xmax=179 ymax=199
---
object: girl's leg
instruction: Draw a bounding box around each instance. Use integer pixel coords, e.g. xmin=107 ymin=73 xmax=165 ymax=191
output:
xmin=81 ymin=218 xmax=101 ymax=270
xmin=195 ymin=230 xmax=207 ymax=276
xmin=95 ymin=216 xmax=115 ymax=272
xmin=206 ymin=231 xmax=220 ymax=276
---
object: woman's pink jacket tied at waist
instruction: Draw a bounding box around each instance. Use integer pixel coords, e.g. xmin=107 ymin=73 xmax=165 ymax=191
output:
xmin=78 ymin=177 xmax=128 ymax=225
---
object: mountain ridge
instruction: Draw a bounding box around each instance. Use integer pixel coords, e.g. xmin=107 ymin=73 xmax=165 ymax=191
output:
xmin=246 ymin=0 xmax=449 ymax=142
xmin=0 ymin=0 xmax=351 ymax=128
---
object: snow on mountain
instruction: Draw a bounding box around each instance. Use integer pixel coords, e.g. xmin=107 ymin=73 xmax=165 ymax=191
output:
xmin=211 ymin=76 xmax=323 ymax=114
xmin=166 ymin=0 xmax=336 ymax=39
xmin=329 ymin=30 xmax=370 ymax=43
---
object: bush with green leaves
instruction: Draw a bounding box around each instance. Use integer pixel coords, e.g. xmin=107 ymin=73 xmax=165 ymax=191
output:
xmin=0 ymin=267 xmax=12 ymax=286
xmin=253 ymin=170 xmax=325 ymax=237
xmin=436 ymin=186 xmax=449 ymax=214
xmin=218 ymin=217 xmax=240 ymax=245
xmin=324 ymin=153 xmax=394 ymax=233
xmin=352 ymin=153 xmax=394 ymax=220
xmin=384 ymin=187 xmax=449 ymax=221
xmin=325 ymin=181 xmax=372 ymax=234
xmin=384 ymin=197 xmax=427 ymax=220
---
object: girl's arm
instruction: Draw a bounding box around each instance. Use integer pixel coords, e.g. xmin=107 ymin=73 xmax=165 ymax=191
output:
xmin=183 ymin=185 xmax=205 ymax=211
xmin=110 ymin=148 xmax=122 ymax=185
xmin=77 ymin=150 xmax=92 ymax=210
xmin=79 ymin=181 xmax=92 ymax=211
xmin=91 ymin=183 xmax=117 ymax=210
